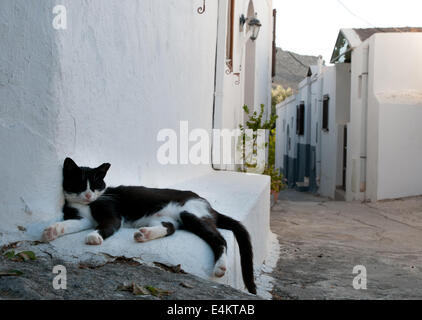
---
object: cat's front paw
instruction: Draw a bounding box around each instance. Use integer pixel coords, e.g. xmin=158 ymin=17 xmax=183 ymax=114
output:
xmin=85 ymin=231 xmax=103 ymax=245
xmin=41 ymin=223 xmax=65 ymax=242
xmin=133 ymin=228 xmax=152 ymax=242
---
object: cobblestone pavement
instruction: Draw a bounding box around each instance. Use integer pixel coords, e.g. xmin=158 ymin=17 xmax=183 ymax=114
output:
xmin=269 ymin=190 xmax=422 ymax=300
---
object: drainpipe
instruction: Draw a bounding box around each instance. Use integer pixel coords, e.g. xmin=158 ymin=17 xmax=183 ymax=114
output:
xmin=211 ymin=0 xmax=223 ymax=171
xmin=359 ymin=46 xmax=369 ymax=199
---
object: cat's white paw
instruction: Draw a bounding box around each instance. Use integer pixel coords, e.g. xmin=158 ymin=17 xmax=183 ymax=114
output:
xmin=85 ymin=231 xmax=103 ymax=245
xmin=213 ymin=253 xmax=227 ymax=278
xmin=41 ymin=223 xmax=65 ymax=242
xmin=133 ymin=228 xmax=152 ymax=242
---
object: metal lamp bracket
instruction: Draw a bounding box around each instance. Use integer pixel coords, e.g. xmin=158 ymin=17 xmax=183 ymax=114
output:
xmin=197 ymin=0 xmax=206 ymax=14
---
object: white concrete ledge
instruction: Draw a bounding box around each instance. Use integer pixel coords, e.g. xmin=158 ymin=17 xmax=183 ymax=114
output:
xmin=1 ymin=171 xmax=270 ymax=293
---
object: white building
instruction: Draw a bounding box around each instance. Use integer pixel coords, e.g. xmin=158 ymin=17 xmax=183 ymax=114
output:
xmin=276 ymin=28 xmax=422 ymax=202
xmin=0 ymin=0 xmax=275 ymax=293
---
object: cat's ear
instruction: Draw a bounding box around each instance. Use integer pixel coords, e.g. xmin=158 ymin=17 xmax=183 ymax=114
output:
xmin=95 ymin=163 xmax=111 ymax=179
xmin=63 ymin=157 xmax=79 ymax=172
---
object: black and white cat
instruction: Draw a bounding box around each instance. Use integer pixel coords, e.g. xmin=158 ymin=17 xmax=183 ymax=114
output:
xmin=42 ymin=158 xmax=256 ymax=294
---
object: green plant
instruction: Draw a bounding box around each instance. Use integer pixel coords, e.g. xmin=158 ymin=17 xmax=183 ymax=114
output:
xmin=263 ymin=165 xmax=285 ymax=193
xmin=237 ymin=104 xmax=286 ymax=194
xmin=238 ymin=104 xmax=277 ymax=172
xmin=268 ymin=128 xmax=276 ymax=168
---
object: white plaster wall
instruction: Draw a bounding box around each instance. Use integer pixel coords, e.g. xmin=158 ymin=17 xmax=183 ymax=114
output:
xmin=335 ymin=63 xmax=351 ymax=125
xmin=253 ymin=0 xmax=273 ymax=117
xmin=54 ymin=0 xmax=217 ymax=186
xmin=0 ymin=0 xmax=221 ymax=232
xmin=346 ymin=33 xmax=422 ymax=201
xmin=275 ymin=105 xmax=286 ymax=171
xmin=365 ymin=37 xmax=379 ymax=202
xmin=285 ymin=96 xmax=299 ymax=161
xmin=370 ymin=33 xmax=422 ymax=200
xmin=345 ymin=43 xmax=367 ymax=201
xmin=0 ymin=0 xmax=62 ymax=231
xmin=319 ymin=67 xmax=338 ymax=198
xmin=309 ymin=79 xmax=318 ymax=149
xmin=275 ymin=95 xmax=296 ymax=172
xmin=310 ymin=73 xmax=323 ymax=184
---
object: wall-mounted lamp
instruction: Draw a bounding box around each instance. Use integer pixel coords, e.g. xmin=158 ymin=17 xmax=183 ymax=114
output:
xmin=248 ymin=13 xmax=262 ymax=41
xmin=240 ymin=13 xmax=262 ymax=41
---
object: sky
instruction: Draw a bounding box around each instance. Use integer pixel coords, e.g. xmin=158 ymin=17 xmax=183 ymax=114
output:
xmin=273 ymin=0 xmax=422 ymax=63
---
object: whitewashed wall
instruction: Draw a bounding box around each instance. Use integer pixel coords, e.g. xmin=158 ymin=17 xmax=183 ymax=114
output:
xmin=275 ymin=106 xmax=286 ymax=172
xmin=346 ymin=41 xmax=368 ymax=201
xmin=275 ymin=95 xmax=297 ymax=173
xmin=346 ymin=33 xmax=422 ymax=201
xmin=0 ymin=0 xmax=273 ymax=233
xmin=310 ymin=70 xmax=322 ymax=186
xmin=319 ymin=67 xmax=338 ymax=198
xmin=369 ymin=33 xmax=422 ymax=200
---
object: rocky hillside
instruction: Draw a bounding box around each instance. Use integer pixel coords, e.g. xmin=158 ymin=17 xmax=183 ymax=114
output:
xmin=273 ymin=48 xmax=319 ymax=92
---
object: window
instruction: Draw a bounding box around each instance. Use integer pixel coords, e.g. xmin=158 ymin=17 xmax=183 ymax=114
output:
xmin=296 ymin=102 xmax=305 ymax=136
xmin=226 ymin=0 xmax=235 ymax=72
xmin=322 ymin=95 xmax=329 ymax=131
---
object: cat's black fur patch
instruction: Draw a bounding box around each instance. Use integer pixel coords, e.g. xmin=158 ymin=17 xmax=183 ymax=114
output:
xmin=62 ymin=200 xmax=82 ymax=220
xmin=161 ymin=221 xmax=176 ymax=236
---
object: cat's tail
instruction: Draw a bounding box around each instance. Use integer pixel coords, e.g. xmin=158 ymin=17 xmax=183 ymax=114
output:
xmin=215 ymin=212 xmax=256 ymax=295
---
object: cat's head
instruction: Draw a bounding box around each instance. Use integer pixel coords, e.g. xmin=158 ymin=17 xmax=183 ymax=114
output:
xmin=62 ymin=157 xmax=111 ymax=205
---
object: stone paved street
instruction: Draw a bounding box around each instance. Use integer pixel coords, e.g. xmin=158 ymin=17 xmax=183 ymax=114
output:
xmin=0 ymin=252 xmax=257 ymax=300
xmin=269 ymin=190 xmax=422 ymax=299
